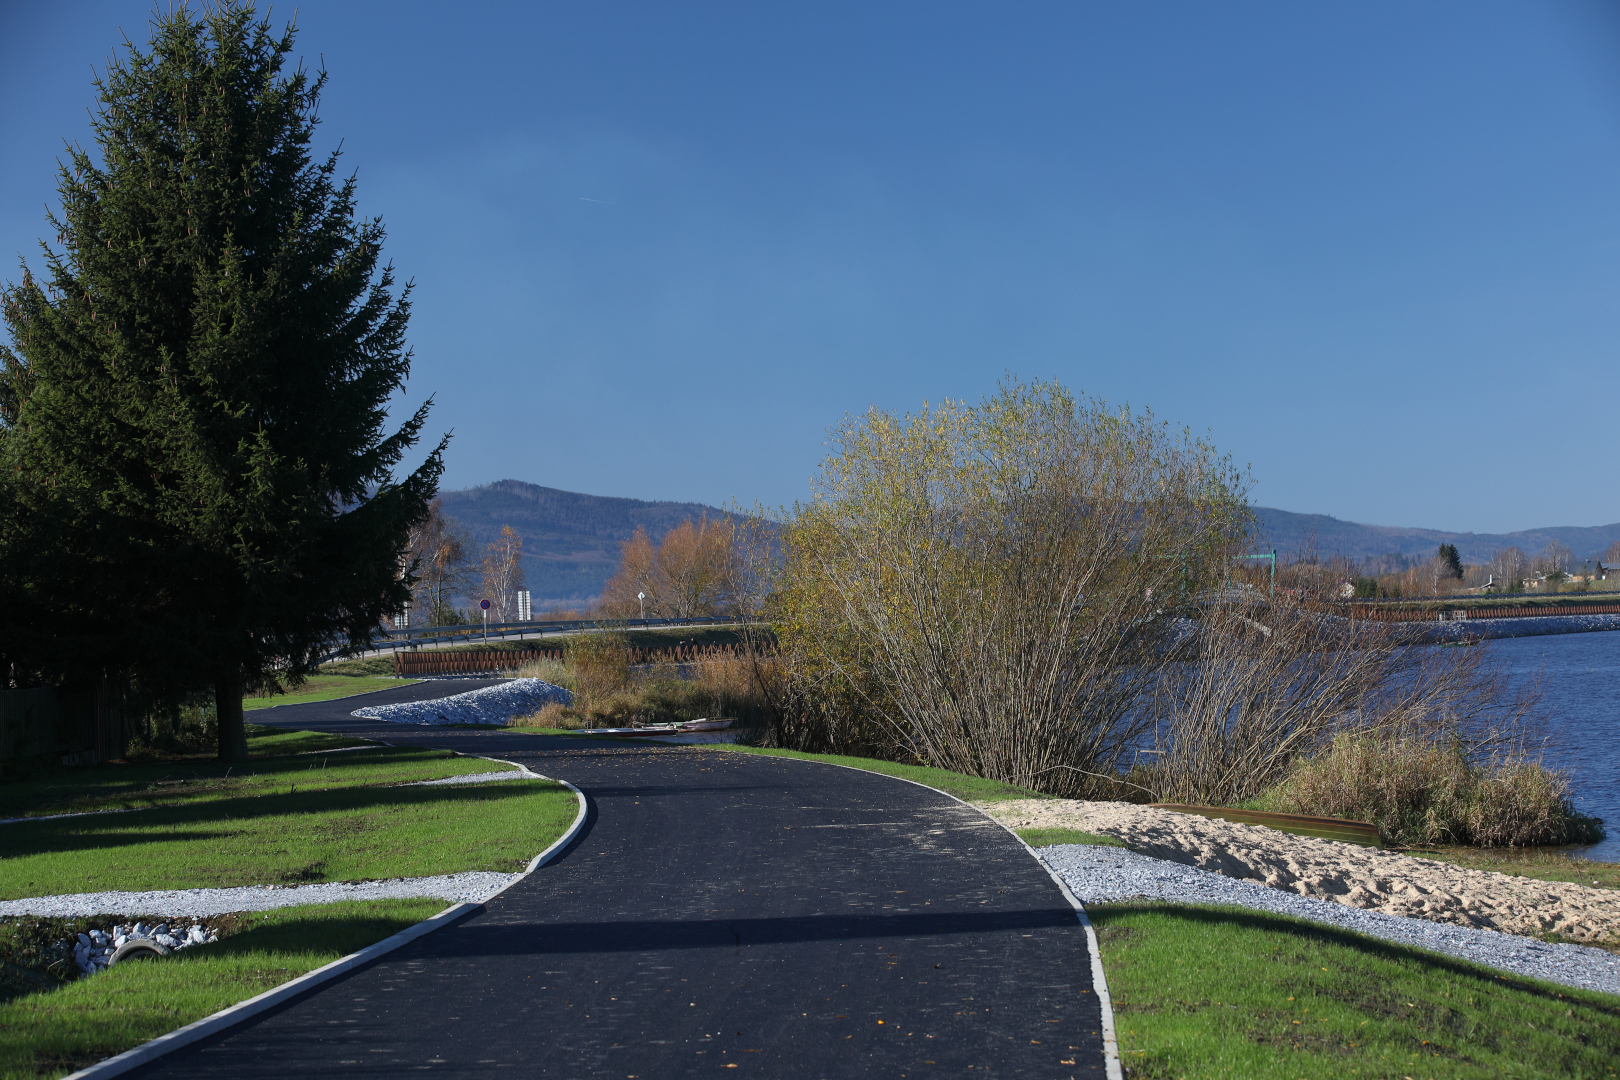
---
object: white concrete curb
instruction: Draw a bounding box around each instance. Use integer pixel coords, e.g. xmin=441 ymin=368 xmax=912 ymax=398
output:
xmin=706 ymin=748 xmax=1124 ymax=1080
xmin=58 ymin=754 xmax=590 ymax=1080
xmin=461 ymin=754 xmax=589 ymax=884
xmin=58 ymin=900 xmax=481 ymax=1080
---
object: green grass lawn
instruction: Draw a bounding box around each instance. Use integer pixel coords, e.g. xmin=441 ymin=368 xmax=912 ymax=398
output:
xmin=1091 ymin=902 xmax=1620 ymax=1079
xmin=0 ymin=725 xmax=579 ymax=1077
xmin=0 ymin=899 xmax=445 ymax=1080
xmin=1 ymin=778 xmax=578 ymax=897
xmin=0 ymin=726 xmax=579 ymax=897
xmin=317 ymin=655 xmax=400 ymax=677
xmin=3 ymin=727 xmax=500 ymax=820
xmin=244 ymin=675 xmax=418 ymax=711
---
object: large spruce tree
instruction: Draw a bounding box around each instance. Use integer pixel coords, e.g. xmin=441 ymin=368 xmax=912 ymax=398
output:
xmin=0 ymin=3 xmax=444 ymax=759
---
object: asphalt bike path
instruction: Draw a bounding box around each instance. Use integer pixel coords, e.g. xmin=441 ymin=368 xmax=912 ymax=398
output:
xmin=129 ymin=681 xmax=1106 ymax=1078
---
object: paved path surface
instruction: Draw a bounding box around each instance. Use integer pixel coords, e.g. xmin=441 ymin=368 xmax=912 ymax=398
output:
xmin=132 ymin=683 xmax=1105 ymax=1078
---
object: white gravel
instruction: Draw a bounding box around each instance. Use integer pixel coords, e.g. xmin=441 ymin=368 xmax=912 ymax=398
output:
xmin=0 ymin=872 xmax=521 ymax=918
xmin=1043 ymin=843 xmax=1620 ymax=996
xmin=352 ymin=678 xmax=571 ymax=726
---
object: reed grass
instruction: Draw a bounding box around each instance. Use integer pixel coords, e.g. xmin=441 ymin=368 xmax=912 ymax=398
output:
xmin=1257 ymin=731 xmax=1604 ymax=848
xmin=511 ymin=645 xmax=775 ymax=730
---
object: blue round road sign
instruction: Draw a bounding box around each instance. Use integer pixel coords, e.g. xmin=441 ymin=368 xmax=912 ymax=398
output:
xmin=480 ymin=599 xmax=491 ymax=610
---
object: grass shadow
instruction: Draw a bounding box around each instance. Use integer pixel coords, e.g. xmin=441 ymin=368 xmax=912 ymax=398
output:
xmin=0 ymin=781 xmax=565 ymax=861
xmin=1092 ymin=901 xmax=1620 ymax=1009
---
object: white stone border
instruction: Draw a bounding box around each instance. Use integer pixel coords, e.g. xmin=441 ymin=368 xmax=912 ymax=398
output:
xmin=59 ymin=757 xmax=589 ymax=1080
xmin=710 ymin=750 xmax=1125 ymax=1080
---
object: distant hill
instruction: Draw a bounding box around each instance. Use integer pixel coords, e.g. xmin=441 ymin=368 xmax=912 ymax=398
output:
xmin=1255 ymin=507 xmax=1620 ymax=567
xmin=437 ymin=480 xmax=735 ymax=607
xmin=436 ymin=482 xmax=1620 ymax=605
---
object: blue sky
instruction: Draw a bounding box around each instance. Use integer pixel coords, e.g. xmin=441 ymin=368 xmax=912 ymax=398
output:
xmin=4 ymin=2 xmax=1619 ymax=534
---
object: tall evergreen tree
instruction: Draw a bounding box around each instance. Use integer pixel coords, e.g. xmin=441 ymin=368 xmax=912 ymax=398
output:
xmin=1438 ymin=543 xmax=1464 ymax=581
xmin=0 ymin=3 xmax=444 ymax=759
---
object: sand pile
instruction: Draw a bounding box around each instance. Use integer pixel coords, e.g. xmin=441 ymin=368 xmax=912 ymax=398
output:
xmin=981 ymin=798 xmax=1620 ymax=945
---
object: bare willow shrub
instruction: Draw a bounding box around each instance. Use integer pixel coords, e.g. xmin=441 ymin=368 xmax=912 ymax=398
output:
xmin=1143 ymin=605 xmax=1541 ymax=806
xmin=767 ymin=378 xmax=1251 ymax=791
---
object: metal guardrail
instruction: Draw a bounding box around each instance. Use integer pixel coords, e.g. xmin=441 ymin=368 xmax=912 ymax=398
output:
xmin=393 ymin=641 xmax=766 ymax=676
xmin=319 ymin=615 xmax=757 ymax=662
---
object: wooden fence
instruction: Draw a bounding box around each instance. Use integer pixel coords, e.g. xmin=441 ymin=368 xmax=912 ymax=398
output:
xmin=394 ymin=642 xmax=764 ymax=676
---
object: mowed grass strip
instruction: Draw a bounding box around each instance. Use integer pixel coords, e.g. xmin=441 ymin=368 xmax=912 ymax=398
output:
xmin=0 ymin=898 xmax=445 ymax=1080
xmin=1090 ymin=902 xmax=1620 ymax=1079
xmin=1 ymin=731 xmax=504 ymax=820
xmin=243 ymin=675 xmax=419 ymax=711
xmin=709 ymin=744 xmax=1047 ymax=803
xmin=0 ymin=777 xmax=579 ymax=897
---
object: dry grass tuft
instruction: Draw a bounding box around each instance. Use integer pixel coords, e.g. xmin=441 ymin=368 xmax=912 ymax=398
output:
xmin=1260 ymin=731 xmax=1603 ymax=847
xmin=509 ymin=642 xmax=776 ymax=731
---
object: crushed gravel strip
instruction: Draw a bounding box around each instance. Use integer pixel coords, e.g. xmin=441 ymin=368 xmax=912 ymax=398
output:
xmin=0 ymin=872 xmax=521 ymax=918
xmin=409 ymin=769 xmax=534 ymax=786
xmin=1042 ymin=843 xmax=1620 ymax=996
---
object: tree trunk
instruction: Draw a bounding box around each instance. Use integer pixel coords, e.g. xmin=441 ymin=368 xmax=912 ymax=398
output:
xmin=216 ymin=664 xmax=248 ymax=762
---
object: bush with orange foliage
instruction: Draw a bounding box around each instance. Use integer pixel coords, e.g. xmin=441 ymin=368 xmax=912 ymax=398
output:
xmin=599 ymin=513 xmax=752 ymax=619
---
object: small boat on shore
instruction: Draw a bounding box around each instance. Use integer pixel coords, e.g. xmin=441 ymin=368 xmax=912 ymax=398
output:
xmin=579 ymin=718 xmax=734 ymax=738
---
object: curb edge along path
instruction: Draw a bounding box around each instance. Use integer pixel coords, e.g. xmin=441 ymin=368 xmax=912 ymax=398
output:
xmin=113 ymin=682 xmax=1113 ymax=1078
xmin=778 ymin=755 xmax=1125 ymax=1080
xmin=60 ymin=760 xmax=590 ymax=1080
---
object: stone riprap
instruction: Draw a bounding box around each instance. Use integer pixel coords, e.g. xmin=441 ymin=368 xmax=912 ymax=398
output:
xmin=72 ymin=919 xmax=220 ymax=976
xmin=351 ymin=678 xmax=570 ymax=726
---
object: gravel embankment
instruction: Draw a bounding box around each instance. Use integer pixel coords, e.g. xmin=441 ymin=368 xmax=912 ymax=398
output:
xmin=0 ymin=872 xmax=521 ymax=918
xmin=1042 ymin=843 xmax=1620 ymax=995
xmin=986 ymin=799 xmax=1620 ymax=943
xmin=351 ymin=677 xmax=571 ymax=725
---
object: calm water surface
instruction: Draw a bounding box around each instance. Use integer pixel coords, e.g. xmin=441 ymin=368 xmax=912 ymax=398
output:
xmin=1489 ymin=632 xmax=1620 ymax=863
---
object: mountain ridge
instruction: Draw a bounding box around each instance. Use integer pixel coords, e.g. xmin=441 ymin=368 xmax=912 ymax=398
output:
xmin=436 ymin=479 xmax=1620 ymax=605
xmin=1255 ymin=507 xmax=1620 ymax=566
xmin=437 ymin=479 xmax=735 ymax=605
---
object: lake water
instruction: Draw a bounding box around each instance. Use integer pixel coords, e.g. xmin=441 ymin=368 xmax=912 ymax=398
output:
xmin=1489 ymin=631 xmax=1620 ymax=863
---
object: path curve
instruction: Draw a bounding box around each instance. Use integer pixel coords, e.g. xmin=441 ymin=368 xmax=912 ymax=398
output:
xmin=126 ymin=681 xmax=1107 ymax=1078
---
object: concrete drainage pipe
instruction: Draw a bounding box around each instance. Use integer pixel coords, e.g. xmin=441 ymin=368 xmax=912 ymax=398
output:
xmin=110 ymin=939 xmax=171 ymax=965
